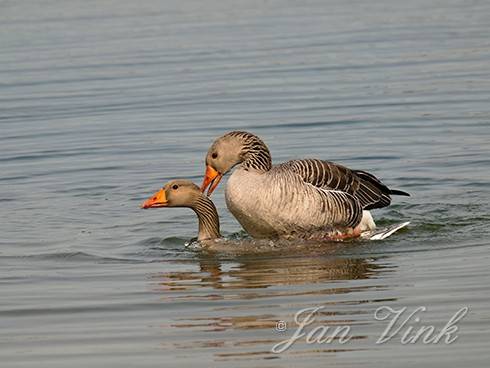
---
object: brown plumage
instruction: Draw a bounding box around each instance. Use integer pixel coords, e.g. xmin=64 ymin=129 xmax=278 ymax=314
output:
xmin=279 ymin=159 xmax=409 ymax=210
xmin=201 ymin=131 xmax=409 ymax=240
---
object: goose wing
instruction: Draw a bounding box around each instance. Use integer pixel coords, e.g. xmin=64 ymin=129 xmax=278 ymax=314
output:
xmin=307 ymin=185 xmax=364 ymax=228
xmin=278 ymin=159 xmax=409 ymax=210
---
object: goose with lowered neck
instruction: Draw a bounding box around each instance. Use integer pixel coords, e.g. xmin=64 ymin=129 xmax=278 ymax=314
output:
xmin=142 ymin=180 xmax=220 ymax=243
xmin=200 ymin=131 xmax=409 ymax=240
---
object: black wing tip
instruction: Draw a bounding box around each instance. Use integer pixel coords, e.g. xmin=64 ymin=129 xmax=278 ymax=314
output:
xmin=390 ymin=189 xmax=410 ymax=197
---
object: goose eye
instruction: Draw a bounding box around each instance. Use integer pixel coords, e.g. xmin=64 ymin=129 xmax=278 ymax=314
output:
xmin=172 ymin=185 xmax=178 ymax=190
xmin=212 ymin=152 xmax=218 ymax=159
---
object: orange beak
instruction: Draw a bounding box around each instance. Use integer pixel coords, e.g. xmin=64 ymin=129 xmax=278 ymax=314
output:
xmin=141 ymin=188 xmax=168 ymax=209
xmin=200 ymin=165 xmax=223 ymax=196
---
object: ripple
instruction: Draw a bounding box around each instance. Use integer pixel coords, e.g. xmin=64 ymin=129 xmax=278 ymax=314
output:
xmin=0 ymin=251 xmax=140 ymax=264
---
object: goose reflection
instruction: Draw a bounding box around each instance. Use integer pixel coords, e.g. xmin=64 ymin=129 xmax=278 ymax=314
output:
xmin=151 ymin=251 xmax=396 ymax=360
xmin=153 ymin=251 xmax=386 ymax=294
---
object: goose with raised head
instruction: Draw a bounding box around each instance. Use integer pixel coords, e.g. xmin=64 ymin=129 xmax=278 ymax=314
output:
xmin=200 ymin=131 xmax=409 ymax=240
xmin=142 ymin=180 xmax=220 ymax=243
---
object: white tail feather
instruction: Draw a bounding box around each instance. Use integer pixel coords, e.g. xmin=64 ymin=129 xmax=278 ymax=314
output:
xmin=361 ymin=221 xmax=410 ymax=240
xmin=359 ymin=210 xmax=376 ymax=231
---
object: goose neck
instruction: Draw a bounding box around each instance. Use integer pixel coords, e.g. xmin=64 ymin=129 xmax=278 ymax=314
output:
xmin=192 ymin=196 xmax=221 ymax=241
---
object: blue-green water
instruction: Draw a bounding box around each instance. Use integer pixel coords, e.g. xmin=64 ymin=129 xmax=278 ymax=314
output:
xmin=1 ymin=0 xmax=490 ymax=367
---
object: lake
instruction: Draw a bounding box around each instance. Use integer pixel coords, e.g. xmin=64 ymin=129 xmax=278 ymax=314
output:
xmin=1 ymin=0 xmax=489 ymax=367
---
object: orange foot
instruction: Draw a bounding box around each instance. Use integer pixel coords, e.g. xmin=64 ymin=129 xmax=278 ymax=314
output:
xmin=324 ymin=225 xmax=362 ymax=241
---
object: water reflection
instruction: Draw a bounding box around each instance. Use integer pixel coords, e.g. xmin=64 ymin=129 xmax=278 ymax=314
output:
xmin=151 ymin=252 xmax=396 ymax=361
xmin=154 ymin=253 xmax=385 ymax=293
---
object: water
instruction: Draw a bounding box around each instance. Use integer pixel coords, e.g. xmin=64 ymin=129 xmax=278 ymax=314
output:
xmin=1 ymin=0 xmax=490 ymax=366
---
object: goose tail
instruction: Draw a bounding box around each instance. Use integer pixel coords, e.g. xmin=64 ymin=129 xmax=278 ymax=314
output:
xmin=389 ymin=189 xmax=410 ymax=197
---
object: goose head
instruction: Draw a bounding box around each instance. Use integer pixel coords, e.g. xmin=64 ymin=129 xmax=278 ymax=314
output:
xmin=201 ymin=131 xmax=271 ymax=195
xmin=141 ymin=179 xmax=221 ymax=241
xmin=141 ymin=179 xmax=201 ymax=209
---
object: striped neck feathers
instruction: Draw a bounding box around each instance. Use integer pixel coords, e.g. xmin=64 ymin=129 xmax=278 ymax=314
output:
xmin=227 ymin=131 xmax=272 ymax=172
xmin=192 ymin=195 xmax=221 ymax=241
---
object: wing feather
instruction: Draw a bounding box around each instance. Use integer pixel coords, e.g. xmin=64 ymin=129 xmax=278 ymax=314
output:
xmin=277 ymin=159 xmax=407 ymax=210
xmin=306 ymin=184 xmax=363 ymax=228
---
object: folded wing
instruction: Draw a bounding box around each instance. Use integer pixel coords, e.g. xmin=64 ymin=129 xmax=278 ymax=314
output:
xmin=279 ymin=159 xmax=409 ymax=210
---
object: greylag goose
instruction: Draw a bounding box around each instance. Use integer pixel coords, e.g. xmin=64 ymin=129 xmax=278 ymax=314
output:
xmin=200 ymin=131 xmax=409 ymax=240
xmin=142 ymin=180 xmax=220 ymax=242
